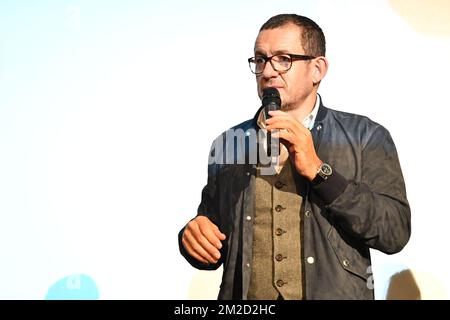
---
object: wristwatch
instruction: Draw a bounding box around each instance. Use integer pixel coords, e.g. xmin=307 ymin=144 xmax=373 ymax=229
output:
xmin=312 ymin=162 xmax=333 ymax=185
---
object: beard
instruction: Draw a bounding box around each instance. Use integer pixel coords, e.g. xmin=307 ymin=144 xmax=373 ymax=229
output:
xmin=281 ymin=102 xmax=297 ymax=112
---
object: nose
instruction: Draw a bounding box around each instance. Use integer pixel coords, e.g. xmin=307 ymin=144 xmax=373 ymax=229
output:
xmin=260 ymin=60 xmax=278 ymax=79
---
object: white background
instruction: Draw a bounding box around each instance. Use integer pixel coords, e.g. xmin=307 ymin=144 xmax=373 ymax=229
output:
xmin=1 ymin=0 xmax=449 ymax=299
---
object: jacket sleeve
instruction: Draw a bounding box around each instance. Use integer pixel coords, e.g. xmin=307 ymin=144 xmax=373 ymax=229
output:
xmin=178 ymin=141 xmax=225 ymax=270
xmin=312 ymin=126 xmax=411 ymax=254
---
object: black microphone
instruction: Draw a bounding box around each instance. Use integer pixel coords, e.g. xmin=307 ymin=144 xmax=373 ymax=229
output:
xmin=262 ymin=88 xmax=281 ymax=157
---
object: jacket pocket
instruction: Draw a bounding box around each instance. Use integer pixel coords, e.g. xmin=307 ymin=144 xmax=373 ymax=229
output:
xmin=327 ymin=226 xmax=370 ymax=281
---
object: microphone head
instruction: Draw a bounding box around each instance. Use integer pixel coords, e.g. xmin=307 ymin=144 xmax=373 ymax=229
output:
xmin=262 ymin=87 xmax=281 ymax=110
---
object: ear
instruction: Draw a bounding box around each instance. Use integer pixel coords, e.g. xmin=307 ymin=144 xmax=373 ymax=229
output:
xmin=312 ymin=56 xmax=328 ymax=85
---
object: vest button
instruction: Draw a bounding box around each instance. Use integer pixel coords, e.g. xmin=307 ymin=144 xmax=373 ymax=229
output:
xmin=275 ymin=181 xmax=284 ymax=189
xmin=275 ymin=254 xmax=284 ymax=261
xmin=343 ymin=259 xmax=350 ymax=267
xmin=275 ymin=228 xmax=284 ymax=236
xmin=305 ymin=210 xmax=311 ymax=218
xmin=276 ymin=280 xmax=285 ymax=287
xmin=275 ymin=205 xmax=284 ymax=212
xmin=307 ymin=256 xmax=315 ymax=264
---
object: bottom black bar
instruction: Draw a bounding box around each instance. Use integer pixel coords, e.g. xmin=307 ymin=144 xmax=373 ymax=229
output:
xmin=0 ymin=300 xmax=443 ymax=319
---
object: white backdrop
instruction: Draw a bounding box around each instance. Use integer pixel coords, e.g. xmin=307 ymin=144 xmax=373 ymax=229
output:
xmin=1 ymin=0 xmax=449 ymax=299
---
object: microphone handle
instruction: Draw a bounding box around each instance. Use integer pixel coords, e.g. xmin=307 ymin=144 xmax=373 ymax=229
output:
xmin=265 ymin=102 xmax=280 ymax=157
xmin=267 ymin=131 xmax=272 ymax=157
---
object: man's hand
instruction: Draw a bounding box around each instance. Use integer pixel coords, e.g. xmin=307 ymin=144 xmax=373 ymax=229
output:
xmin=266 ymin=110 xmax=322 ymax=181
xmin=182 ymin=215 xmax=226 ymax=265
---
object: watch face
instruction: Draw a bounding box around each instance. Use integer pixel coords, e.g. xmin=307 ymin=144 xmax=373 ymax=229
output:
xmin=321 ymin=163 xmax=332 ymax=176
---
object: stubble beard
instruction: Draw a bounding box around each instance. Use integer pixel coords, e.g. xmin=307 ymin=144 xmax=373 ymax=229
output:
xmin=280 ymin=102 xmax=296 ymax=112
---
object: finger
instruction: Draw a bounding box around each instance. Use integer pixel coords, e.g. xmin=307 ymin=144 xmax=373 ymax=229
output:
xmin=196 ymin=217 xmax=225 ymax=248
xmin=197 ymin=226 xmax=224 ymax=257
xmin=288 ymin=144 xmax=297 ymax=154
xmin=189 ymin=222 xmax=223 ymax=260
xmin=265 ymin=114 xmax=293 ymax=125
xmin=266 ymin=117 xmax=302 ymax=130
xmin=182 ymin=236 xmax=210 ymax=264
xmin=268 ymin=110 xmax=288 ymax=116
xmin=272 ymin=130 xmax=296 ymax=145
xmin=212 ymin=226 xmax=226 ymax=243
xmin=266 ymin=115 xmax=310 ymax=135
xmin=201 ymin=226 xmax=224 ymax=250
xmin=184 ymin=228 xmax=219 ymax=263
xmin=272 ymin=131 xmax=303 ymax=152
xmin=266 ymin=118 xmax=303 ymax=136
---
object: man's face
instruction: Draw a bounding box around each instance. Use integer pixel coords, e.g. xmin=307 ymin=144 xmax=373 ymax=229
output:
xmin=254 ymin=24 xmax=316 ymax=111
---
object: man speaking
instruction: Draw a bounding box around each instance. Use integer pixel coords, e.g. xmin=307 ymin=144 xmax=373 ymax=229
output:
xmin=178 ymin=13 xmax=411 ymax=300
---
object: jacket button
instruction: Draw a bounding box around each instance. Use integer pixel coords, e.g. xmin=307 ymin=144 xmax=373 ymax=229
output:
xmin=305 ymin=210 xmax=311 ymax=218
xmin=246 ymin=215 xmax=252 ymax=221
xmin=275 ymin=228 xmax=284 ymax=236
xmin=275 ymin=205 xmax=284 ymax=212
xmin=275 ymin=254 xmax=284 ymax=261
xmin=275 ymin=181 xmax=284 ymax=189
xmin=246 ymin=171 xmax=250 ymax=176
xmin=316 ymin=124 xmax=322 ymax=131
xmin=246 ymin=263 xmax=250 ymax=268
xmin=307 ymin=256 xmax=315 ymax=264
xmin=343 ymin=259 xmax=350 ymax=267
xmin=276 ymin=280 xmax=285 ymax=287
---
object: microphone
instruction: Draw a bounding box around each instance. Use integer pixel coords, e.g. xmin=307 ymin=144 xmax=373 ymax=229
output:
xmin=262 ymin=88 xmax=281 ymax=157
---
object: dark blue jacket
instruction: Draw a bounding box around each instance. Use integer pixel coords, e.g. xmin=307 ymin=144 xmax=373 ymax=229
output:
xmin=179 ymin=97 xmax=411 ymax=300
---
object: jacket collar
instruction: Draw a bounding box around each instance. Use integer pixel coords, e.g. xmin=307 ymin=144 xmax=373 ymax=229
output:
xmin=315 ymin=93 xmax=328 ymax=123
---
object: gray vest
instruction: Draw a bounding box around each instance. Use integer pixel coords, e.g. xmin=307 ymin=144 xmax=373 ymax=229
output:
xmin=248 ymin=159 xmax=305 ymax=300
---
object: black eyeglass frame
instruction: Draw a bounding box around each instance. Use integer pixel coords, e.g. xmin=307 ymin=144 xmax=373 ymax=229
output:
xmin=248 ymin=53 xmax=316 ymax=74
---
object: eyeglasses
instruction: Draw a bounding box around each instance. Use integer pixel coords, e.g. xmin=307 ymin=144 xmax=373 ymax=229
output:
xmin=248 ymin=53 xmax=316 ymax=75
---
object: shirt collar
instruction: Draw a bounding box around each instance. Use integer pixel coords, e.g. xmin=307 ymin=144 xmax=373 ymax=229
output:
xmin=257 ymin=93 xmax=321 ymax=130
xmin=304 ymin=94 xmax=320 ymax=130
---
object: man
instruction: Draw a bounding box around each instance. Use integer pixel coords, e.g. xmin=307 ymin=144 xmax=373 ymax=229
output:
xmin=178 ymin=14 xmax=410 ymax=300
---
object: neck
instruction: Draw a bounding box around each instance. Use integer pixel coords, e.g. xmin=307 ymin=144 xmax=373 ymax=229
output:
xmin=285 ymin=92 xmax=317 ymax=122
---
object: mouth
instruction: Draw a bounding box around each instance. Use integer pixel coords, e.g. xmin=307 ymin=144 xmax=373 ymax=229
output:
xmin=262 ymin=86 xmax=284 ymax=92
xmin=258 ymin=84 xmax=284 ymax=99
